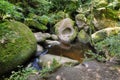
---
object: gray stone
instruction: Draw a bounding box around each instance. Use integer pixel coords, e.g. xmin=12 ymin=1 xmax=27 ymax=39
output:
xmin=51 ymin=34 xmax=58 ymax=40
xmin=45 ymin=40 xmax=61 ymax=47
xmin=34 ymin=32 xmax=51 ymax=42
xmin=44 ymin=33 xmax=51 ymax=38
xmin=48 ymin=61 xmax=120 ymax=80
xmin=34 ymin=32 xmax=46 ymax=42
xmin=39 ymin=54 xmax=79 ymax=66
xmin=54 ymin=18 xmax=77 ymax=42
xmin=37 ymin=45 xmax=44 ymax=52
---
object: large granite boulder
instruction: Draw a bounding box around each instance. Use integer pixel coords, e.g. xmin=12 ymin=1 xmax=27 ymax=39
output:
xmin=0 ymin=21 xmax=37 ymax=75
xmin=54 ymin=18 xmax=77 ymax=42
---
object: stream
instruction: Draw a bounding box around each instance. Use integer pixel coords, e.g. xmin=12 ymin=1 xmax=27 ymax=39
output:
xmin=31 ymin=42 xmax=91 ymax=70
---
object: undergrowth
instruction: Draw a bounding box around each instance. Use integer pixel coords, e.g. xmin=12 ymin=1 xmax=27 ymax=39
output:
xmin=6 ymin=58 xmax=60 ymax=80
xmin=85 ymin=34 xmax=120 ymax=61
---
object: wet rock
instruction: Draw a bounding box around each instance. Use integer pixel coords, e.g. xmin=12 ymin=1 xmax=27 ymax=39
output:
xmin=34 ymin=32 xmax=45 ymax=42
xmin=44 ymin=33 xmax=51 ymax=38
xmin=0 ymin=21 xmax=37 ymax=75
xmin=34 ymin=32 xmax=51 ymax=42
xmin=91 ymin=27 xmax=120 ymax=43
xmin=39 ymin=54 xmax=79 ymax=66
xmin=51 ymin=34 xmax=58 ymax=40
xmin=37 ymin=45 xmax=44 ymax=52
xmin=45 ymin=40 xmax=60 ymax=47
xmin=77 ymin=30 xmax=90 ymax=44
xmin=54 ymin=18 xmax=77 ymax=42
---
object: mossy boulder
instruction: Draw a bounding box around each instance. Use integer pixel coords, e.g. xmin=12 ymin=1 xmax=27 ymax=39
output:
xmin=91 ymin=27 xmax=120 ymax=43
xmin=0 ymin=21 xmax=37 ymax=75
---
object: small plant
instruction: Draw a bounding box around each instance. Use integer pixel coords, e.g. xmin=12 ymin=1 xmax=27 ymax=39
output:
xmin=85 ymin=50 xmax=106 ymax=62
xmin=8 ymin=67 xmax=37 ymax=80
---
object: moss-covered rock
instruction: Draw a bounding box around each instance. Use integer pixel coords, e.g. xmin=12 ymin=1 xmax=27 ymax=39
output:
xmin=0 ymin=21 xmax=37 ymax=75
xmin=77 ymin=30 xmax=90 ymax=44
xmin=93 ymin=18 xmax=119 ymax=30
xmin=91 ymin=27 xmax=120 ymax=43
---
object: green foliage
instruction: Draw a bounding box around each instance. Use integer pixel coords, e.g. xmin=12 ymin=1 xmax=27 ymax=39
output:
xmin=85 ymin=50 xmax=106 ymax=62
xmin=0 ymin=0 xmax=23 ymax=20
xmin=28 ymin=0 xmax=51 ymax=15
xmin=95 ymin=34 xmax=120 ymax=57
xmin=8 ymin=67 xmax=37 ymax=80
xmin=24 ymin=18 xmax=48 ymax=31
xmin=38 ymin=15 xmax=50 ymax=25
xmin=7 ymin=59 xmax=60 ymax=79
xmin=48 ymin=11 xmax=68 ymax=24
xmin=49 ymin=0 xmax=79 ymax=12
xmin=85 ymin=34 xmax=120 ymax=61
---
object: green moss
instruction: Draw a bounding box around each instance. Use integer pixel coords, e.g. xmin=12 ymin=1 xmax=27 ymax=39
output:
xmin=0 ymin=21 xmax=37 ymax=75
